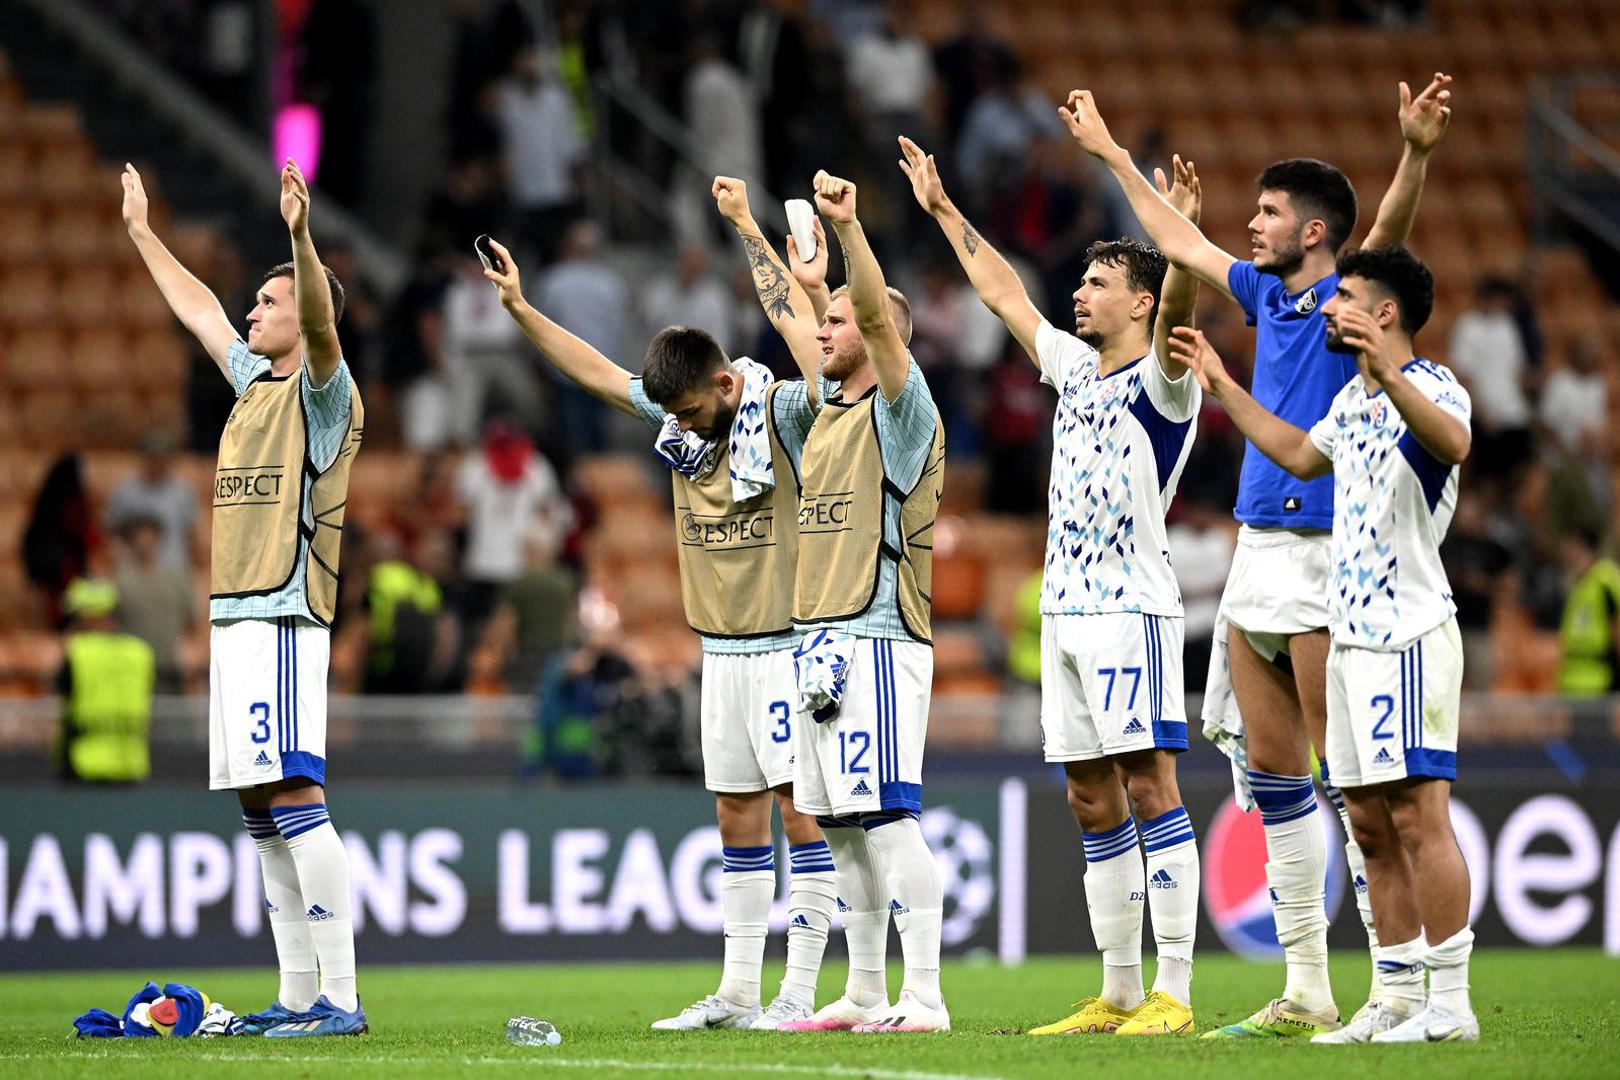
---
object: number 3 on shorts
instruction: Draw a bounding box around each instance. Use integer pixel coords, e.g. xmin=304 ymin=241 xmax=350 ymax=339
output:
xmin=249 ymin=701 xmax=271 ymax=744
xmin=769 ymin=700 xmax=791 ymax=744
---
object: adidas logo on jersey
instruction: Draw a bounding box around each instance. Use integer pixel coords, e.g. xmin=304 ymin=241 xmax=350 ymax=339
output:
xmin=306 ymin=904 xmax=334 ymax=922
xmin=254 ymin=750 xmax=272 ymax=767
xmin=889 ymin=899 xmax=910 ymax=916
xmin=849 ymin=778 xmax=873 ymax=797
xmin=1148 ymin=868 xmax=1177 ymax=890
xmin=1373 ymin=747 xmax=1394 ymax=765
xmin=1122 ymin=717 xmax=1146 ymax=736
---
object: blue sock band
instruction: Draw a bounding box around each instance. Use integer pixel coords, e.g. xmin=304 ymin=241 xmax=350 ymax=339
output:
xmin=241 ymin=808 xmax=279 ymax=841
xmin=1247 ymin=770 xmax=1317 ymax=826
xmin=788 ymin=840 xmax=835 ymax=874
xmin=1140 ymin=806 xmax=1196 ymax=853
xmin=1081 ymin=817 xmax=1138 ymax=862
xmin=270 ymin=803 xmax=331 ymax=841
xmin=721 ymin=844 xmax=775 ymax=873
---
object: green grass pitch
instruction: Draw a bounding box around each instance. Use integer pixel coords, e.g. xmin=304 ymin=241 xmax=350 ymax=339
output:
xmin=1 ymin=948 xmax=1614 ymax=1079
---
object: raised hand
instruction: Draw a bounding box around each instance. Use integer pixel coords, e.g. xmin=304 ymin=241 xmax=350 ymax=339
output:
xmin=280 ymin=158 xmax=311 ymax=235
xmin=1156 ymin=154 xmax=1202 ymax=225
xmin=787 ymin=214 xmax=829 ymax=291
xmin=480 ymin=237 xmax=525 ymax=310
xmin=1057 ymin=90 xmax=1123 ymax=160
xmin=121 ymin=162 xmax=150 ymax=232
xmin=1168 ymin=326 xmax=1231 ymax=397
xmin=712 ymin=175 xmax=753 ymax=226
xmin=1399 ymin=72 xmax=1453 ymax=153
xmin=813 ymin=170 xmax=857 ymax=225
xmin=1330 ymin=306 xmax=1393 ymax=374
xmin=897 ymin=136 xmax=949 ymax=215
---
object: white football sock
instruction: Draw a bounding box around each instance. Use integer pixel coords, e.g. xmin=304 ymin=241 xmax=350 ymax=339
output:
xmin=1141 ymin=807 xmax=1198 ymax=1005
xmin=1247 ymin=770 xmax=1332 ymax=1011
xmin=1081 ymin=817 xmax=1145 ymax=1010
xmin=717 ymin=845 xmax=774 ymax=1007
xmin=1324 ymin=779 xmax=1382 ymax=1002
xmin=1377 ymin=936 xmax=1427 ymax=1012
xmin=781 ymin=841 xmax=837 ymax=1005
xmin=243 ymin=808 xmax=317 ymax=1012
xmin=1425 ymin=925 xmax=1475 ymax=1017
xmin=821 ymin=823 xmax=888 ymax=1007
xmin=272 ymin=804 xmax=358 ymax=1012
xmin=864 ymin=815 xmax=944 ymax=1011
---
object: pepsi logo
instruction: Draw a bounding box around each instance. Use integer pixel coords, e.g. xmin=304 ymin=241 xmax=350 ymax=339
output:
xmin=1202 ymin=793 xmax=1346 ymax=958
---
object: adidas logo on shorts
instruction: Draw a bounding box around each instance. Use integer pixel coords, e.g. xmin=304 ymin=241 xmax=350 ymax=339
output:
xmin=850 ymin=778 xmax=873 ymax=797
xmin=1373 ymin=747 xmax=1394 ymax=765
xmin=254 ymin=750 xmax=272 ymax=767
xmin=890 ymin=898 xmax=910 ymax=916
xmin=836 ymin=897 xmax=852 ymax=913
xmin=1122 ymin=717 xmax=1146 ymax=736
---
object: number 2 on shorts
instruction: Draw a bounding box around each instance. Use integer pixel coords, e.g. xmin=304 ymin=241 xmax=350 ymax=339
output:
xmin=1369 ymin=694 xmax=1395 ymax=740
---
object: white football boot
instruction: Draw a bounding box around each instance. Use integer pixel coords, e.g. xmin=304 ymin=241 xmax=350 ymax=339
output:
xmin=850 ymin=990 xmax=952 ymax=1033
xmin=1311 ymin=1000 xmax=1417 ymax=1043
xmin=1371 ymin=1001 xmax=1480 ymax=1043
xmin=748 ymin=994 xmax=815 ymax=1030
xmin=650 ymin=994 xmax=761 ymax=1031
xmin=779 ymin=994 xmax=892 ymax=1032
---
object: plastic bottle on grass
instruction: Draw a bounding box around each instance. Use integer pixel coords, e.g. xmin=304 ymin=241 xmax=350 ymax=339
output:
xmin=506 ymin=1016 xmax=562 ymax=1046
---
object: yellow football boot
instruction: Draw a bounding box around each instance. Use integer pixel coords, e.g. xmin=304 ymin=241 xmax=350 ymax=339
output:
xmin=1027 ymin=997 xmax=1134 ymax=1035
xmin=1114 ymin=991 xmax=1194 ymax=1036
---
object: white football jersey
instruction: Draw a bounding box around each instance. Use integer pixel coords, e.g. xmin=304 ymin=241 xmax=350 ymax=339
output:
xmin=1036 ymin=320 xmax=1200 ymax=617
xmin=1308 ymin=358 xmax=1471 ymax=650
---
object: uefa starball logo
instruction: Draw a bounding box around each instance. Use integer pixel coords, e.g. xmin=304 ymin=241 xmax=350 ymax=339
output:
xmin=1202 ymin=793 xmax=1346 ymax=958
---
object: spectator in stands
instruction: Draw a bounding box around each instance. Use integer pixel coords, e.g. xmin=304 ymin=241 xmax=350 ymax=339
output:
xmin=111 ymin=515 xmax=196 ymax=694
xmin=955 ymin=57 xmax=1061 ymax=213
xmin=323 ymin=245 xmax=383 ymax=387
xmin=980 ymin=341 xmax=1049 ymax=515
xmin=931 ymin=7 xmax=1018 ymax=147
xmin=846 ymin=2 xmax=935 ymax=238
xmin=23 ymin=453 xmax=100 ymax=628
xmin=105 ymin=430 xmax=198 ymax=575
xmin=641 ymin=245 xmax=739 ymax=354
xmin=1439 ymin=491 xmax=1512 ymax=690
xmin=534 ymin=220 xmax=628 ymax=450
xmin=909 ymin=262 xmax=972 ymax=446
xmin=1555 ymin=524 xmax=1620 ymax=696
xmin=1539 ymin=334 xmax=1612 ymax=516
xmin=1449 ymin=276 xmax=1532 ymax=486
xmin=498 ymin=44 xmax=588 ymax=267
xmin=303 ymin=0 xmax=377 ymax=209
xmin=685 ymin=33 xmax=763 ymax=193
xmin=456 ymin=418 xmax=573 ymax=629
xmin=479 ymin=521 xmax=579 ymax=691
xmin=363 ymin=529 xmax=462 ymax=694
xmin=55 ymin=578 xmax=154 ymax=785
xmin=1166 ymin=496 xmax=1238 ymax=689
xmin=382 ymin=240 xmax=457 ymax=416
xmin=405 ymin=254 xmax=541 ymax=450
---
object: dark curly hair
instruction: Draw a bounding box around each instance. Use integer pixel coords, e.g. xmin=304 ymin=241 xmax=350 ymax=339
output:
xmin=1084 ymin=238 xmax=1170 ymax=330
xmin=1335 ymin=246 xmax=1435 ymax=336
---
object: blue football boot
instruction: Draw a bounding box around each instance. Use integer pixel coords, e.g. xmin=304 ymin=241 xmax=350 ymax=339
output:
xmin=237 ymin=1001 xmax=303 ymax=1036
xmin=265 ymin=995 xmax=368 ymax=1037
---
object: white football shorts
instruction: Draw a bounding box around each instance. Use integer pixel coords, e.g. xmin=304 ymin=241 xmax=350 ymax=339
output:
xmin=1040 ymin=612 xmax=1188 ymax=762
xmin=1324 ymin=617 xmax=1463 ymax=789
xmin=209 ymin=616 xmax=330 ymax=791
xmin=700 ymin=648 xmax=799 ymax=793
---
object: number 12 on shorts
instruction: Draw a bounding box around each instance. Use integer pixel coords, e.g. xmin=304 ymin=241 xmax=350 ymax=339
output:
xmin=840 ymin=730 xmax=870 ymax=774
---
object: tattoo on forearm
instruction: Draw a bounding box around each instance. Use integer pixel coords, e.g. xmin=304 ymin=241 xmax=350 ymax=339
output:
xmin=742 ymin=235 xmax=794 ymax=321
xmin=962 ymin=221 xmax=982 ymax=256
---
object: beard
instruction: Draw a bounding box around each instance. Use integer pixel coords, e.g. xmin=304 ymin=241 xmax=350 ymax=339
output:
xmin=696 ymin=403 xmax=736 ymax=442
xmin=1324 ymin=327 xmax=1357 ymax=355
xmin=1254 ymin=235 xmax=1306 ymax=278
xmin=821 ymin=346 xmax=863 ymax=383
xmin=1076 ymin=326 xmax=1104 ymax=347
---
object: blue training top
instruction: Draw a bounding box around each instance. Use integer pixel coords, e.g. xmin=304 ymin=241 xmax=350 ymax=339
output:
xmin=1227 ymin=261 xmax=1359 ymax=530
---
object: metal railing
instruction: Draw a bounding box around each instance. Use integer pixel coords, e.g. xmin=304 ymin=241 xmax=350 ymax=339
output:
xmin=1528 ymin=73 xmax=1620 ymax=253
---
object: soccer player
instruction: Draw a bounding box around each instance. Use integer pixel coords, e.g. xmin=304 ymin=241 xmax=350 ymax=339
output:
xmin=1169 ymin=246 xmax=1477 ymax=1043
xmin=122 ymin=160 xmax=366 ymax=1036
xmin=480 ymin=177 xmax=836 ymax=1031
xmin=778 ymin=170 xmax=949 ymax=1034
xmin=900 ymin=137 xmax=1205 ymax=1036
xmin=1059 ymin=77 xmax=1452 ymax=1037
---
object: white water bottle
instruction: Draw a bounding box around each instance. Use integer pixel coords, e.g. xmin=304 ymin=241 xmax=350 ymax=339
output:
xmin=506 ymin=1016 xmax=562 ymax=1046
xmin=785 ymin=198 xmax=817 ymax=261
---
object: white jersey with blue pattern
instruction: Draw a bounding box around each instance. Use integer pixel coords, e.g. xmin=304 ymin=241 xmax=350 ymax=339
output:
xmin=1307 ymin=358 xmax=1471 ymax=650
xmin=1036 ymin=320 xmax=1200 ymax=617
xmin=210 ymin=340 xmax=354 ymax=625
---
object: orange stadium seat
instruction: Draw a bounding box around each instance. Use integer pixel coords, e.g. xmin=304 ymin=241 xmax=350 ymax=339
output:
xmin=67 ymin=328 xmax=126 ymax=388
xmin=17 ymin=388 xmax=82 ymax=447
xmin=128 ymin=329 xmax=188 ymax=389
xmin=0 ymin=201 xmax=44 ymax=266
xmin=120 ymin=272 xmax=175 ymax=330
xmin=2 ymin=326 xmax=67 ymax=388
xmin=0 ymin=267 xmax=58 ymax=326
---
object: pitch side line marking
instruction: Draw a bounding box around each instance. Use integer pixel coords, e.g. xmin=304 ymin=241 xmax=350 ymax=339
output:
xmin=0 ymin=1052 xmax=1005 ymax=1080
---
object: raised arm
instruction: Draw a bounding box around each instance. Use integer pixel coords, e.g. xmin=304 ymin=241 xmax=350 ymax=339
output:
xmin=1362 ymin=74 xmax=1453 ymax=251
xmin=482 ymin=237 xmax=639 ymax=418
xmin=279 ymin=159 xmax=342 ymax=387
xmin=713 ymin=176 xmax=822 ymax=404
xmin=121 ymin=163 xmax=239 ymax=379
xmin=1058 ymin=91 xmax=1237 ymax=300
xmin=1170 ymin=327 xmax=1330 ymax=479
xmin=814 ymin=170 xmax=910 ymax=401
xmin=1151 ymin=155 xmax=1203 ymax=380
xmin=899 ymin=136 xmax=1043 ymax=362
xmin=787 ymin=214 xmax=833 ymax=324
xmin=1339 ymin=307 xmax=1470 ymax=464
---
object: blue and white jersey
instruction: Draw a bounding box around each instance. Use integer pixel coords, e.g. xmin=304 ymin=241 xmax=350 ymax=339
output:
xmin=210 ymin=340 xmax=353 ymax=625
xmin=1036 ymin=319 xmax=1200 ymax=617
xmin=1228 ymin=262 xmax=1359 ymax=530
xmin=1307 ymin=358 xmax=1471 ymax=650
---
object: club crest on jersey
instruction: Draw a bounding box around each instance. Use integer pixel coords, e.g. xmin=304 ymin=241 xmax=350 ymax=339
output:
xmin=1368 ymin=401 xmax=1389 ymax=427
xmin=1294 ymin=288 xmax=1318 ymax=314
